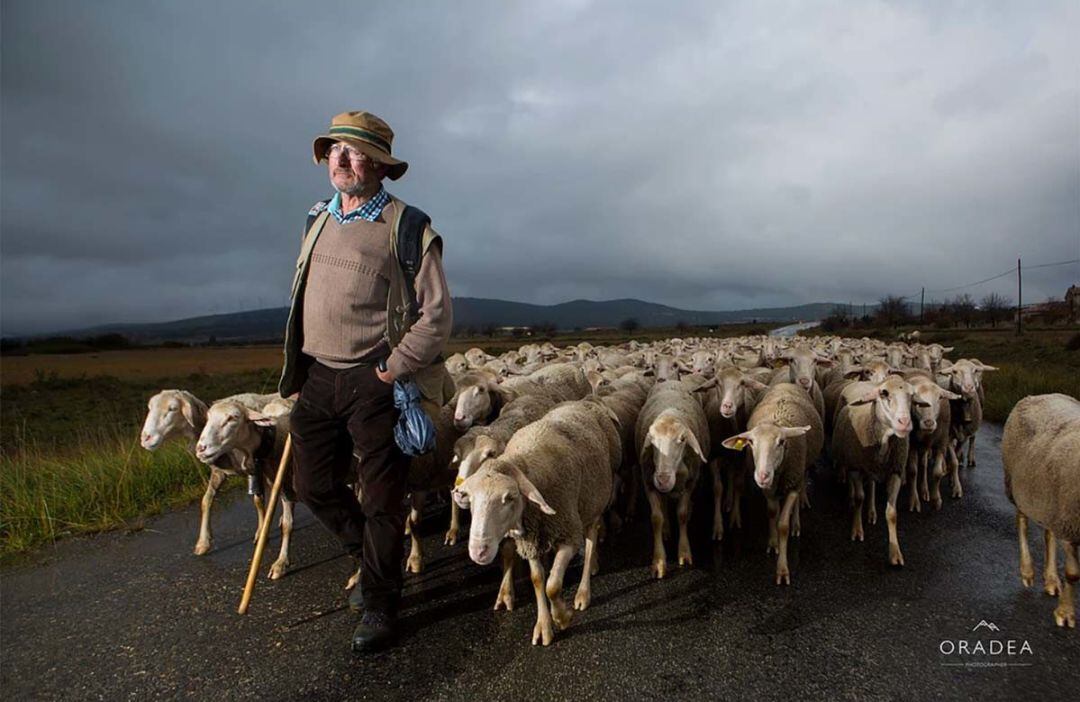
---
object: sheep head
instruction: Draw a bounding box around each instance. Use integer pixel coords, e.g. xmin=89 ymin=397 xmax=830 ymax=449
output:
xmin=640 ymin=412 xmax=707 ymax=493
xmin=454 ymin=462 xmax=555 ymax=566
xmin=141 ymin=390 xmax=204 ymax=450
xmin=722 ymin=423 xmax=811 ymax=490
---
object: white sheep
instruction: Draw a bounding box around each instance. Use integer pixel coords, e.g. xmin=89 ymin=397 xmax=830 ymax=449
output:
xmin=831 ymin=376 xmax=915 ymax=566
xmin=1002 ymin=393 xmax=1080 ymax=628
xmin=453 ymin=400 xmax=621 ymax=645
xmin=635 ymin=380 xmax=711 ymax=578
xmin=195 ymin=400 xmax=294 ymax=579
xmin=140 ymin=389 xmax=292 ymax=556
xmin=721 ymin=382 xmax=822 ymax=585
xmin=904 ymin=372 xmax=961 ymax=511
xmin=941 ymin=358 xmax=997 ymax=468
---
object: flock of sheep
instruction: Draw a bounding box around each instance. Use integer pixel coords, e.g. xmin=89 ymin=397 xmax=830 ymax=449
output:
xmin=139 ymin=333 xmax=1080 ymax=644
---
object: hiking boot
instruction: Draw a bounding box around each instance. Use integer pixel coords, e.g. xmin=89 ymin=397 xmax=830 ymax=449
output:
xmin=351 ymin=610 xmax=398 ymax=653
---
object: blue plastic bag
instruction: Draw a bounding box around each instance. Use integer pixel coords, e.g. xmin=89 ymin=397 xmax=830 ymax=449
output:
xmin=392 ymin=378 xmax=436 ymax=456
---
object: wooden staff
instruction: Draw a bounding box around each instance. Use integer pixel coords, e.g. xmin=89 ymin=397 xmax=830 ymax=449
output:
xmin=237 ymin=434 xmax=292 ymax=615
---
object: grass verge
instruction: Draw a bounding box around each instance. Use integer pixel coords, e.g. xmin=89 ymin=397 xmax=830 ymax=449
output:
xmin=0 ymin=427 xmax=209 ymax=561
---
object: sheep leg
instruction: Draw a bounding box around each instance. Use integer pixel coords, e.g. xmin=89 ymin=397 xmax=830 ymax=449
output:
xmin=849 ymin=474 xmax=865 ymax=542
xmin=710 ymin=459 xmax=724 ymax=542
xmin=193 ymin=468 xmax=226 ymax=555
xmin=268 ymin=497 xmax=293 ymax=580
xmin=730 ymin=465 xmax=745 ymax=529
xmin=946 ymin=443 xmax=962 ymax=499
xmin=646 ymin=489 xmax=667 ymax=579
xmin=546 ymin=543 xmax=576 ymax=631
xmin=1017 ymin=511 xmax=1034 ymax=587
xmin=906 ymin=451 xmax=921 ymax=513
xmin=574 ymin=520 xmax=600 ymax=611
xmin=930 ymin=451 xmax=945 ymax=511
xmin=966 ymin=434 xmax=976 ymax=468
xmin=799 ymin=483 xmax=810 ymax=510
xmin=345 ymin=563 xmax=362 ymax=591
xmin=791 ymin=501 xmax=801 ymax=538
xmin=624 ymin=464 xmax=640 ymax=523
xmin=528 ymin=557 xmax=554 ymax=646
xmin=919 ymin=450 xmax=931 ymax=505
xmin=1043 ymin=529 xmax=1061 ymax=596
xmin=766 ymin=497 xmax=780 ymax=554
xmin=406 ymin=492 xmax=425 ymax=574
xmin=886 ymin=474 xmax=904 ymax=567
xmin=1055 ymin=540 xmax=1078 ymax=628
xmin=676 ymin=491 xmax=693 ymax=567
xmin=494 ymin=539 xmax=516 ymax=611
xmin=723 ymin=463 xmax=736 ymax=512
xmin=444 ymin=501 xmax=460 ymax=546
xmin=775 ymin=491 xmax=799 ymax=585
xmin=867 ymin=480 xmax=878 ymax=526
xmin=251 ymin=494 xmax=266 ymax=543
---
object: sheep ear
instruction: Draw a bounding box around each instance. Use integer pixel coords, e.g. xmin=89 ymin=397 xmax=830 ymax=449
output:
xmin=685 ymin=431 xmax=708 ymax=464
xmin=843 ymin=366 xmax=865 ymax=378
xmin=940 ymin=389 xmax=961 ymax=401
xmin=742 ymin=377 xmax=769 ymax=392
xmin=510 ymin=467 xmax=555 ymax=515
xmin=942 ymin=346 xmax=954 ymax=352
xmin=815 ymin=357 xmax=834 ymax=367
xmin=849 ymin=387 xmax=880 ymax=406
xmin=781 ymin=425 xmax=812 ymax=439
xmin=721 ymin=432 xmax=751 ymax=451
xmin=603 ymin=406 xmax=622 ymax=428
xmin=975 ymin=363 xmax=998 ymax=372
xmin=692 ymin=377 xmax=718 ymax=393
xmin=247 ymin=410 xmax=275 ymax=427
xmin=179 ymin=392 xmax=205 ymax=428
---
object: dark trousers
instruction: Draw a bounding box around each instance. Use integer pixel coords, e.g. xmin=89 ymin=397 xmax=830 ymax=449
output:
xmin=290 ymin=360 xmax=409 ymax=614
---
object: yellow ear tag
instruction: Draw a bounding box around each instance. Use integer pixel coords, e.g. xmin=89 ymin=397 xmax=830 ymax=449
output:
xmin=454 ymin=476 xmax=464 ymax=487
xmin=732 ymin=439 xmax=747 ymax=451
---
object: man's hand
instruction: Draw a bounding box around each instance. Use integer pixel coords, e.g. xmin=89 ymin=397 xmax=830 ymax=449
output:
xmin=375 ymin=366 xmax=396 ymax=385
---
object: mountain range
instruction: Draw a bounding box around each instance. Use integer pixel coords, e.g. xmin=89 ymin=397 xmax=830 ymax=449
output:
xmin=29 ymin=297 xmax=841 ymax=343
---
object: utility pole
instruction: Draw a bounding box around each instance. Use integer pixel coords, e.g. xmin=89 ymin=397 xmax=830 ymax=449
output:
xmin=1016 ymin=257 xmax=1022 ymax=336
xmin=919 ymin=287 xmax=925 ymax=325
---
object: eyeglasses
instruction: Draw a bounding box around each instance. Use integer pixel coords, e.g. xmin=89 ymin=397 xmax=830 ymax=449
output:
xmin=328 ymin=142 xmax=378 ymax=166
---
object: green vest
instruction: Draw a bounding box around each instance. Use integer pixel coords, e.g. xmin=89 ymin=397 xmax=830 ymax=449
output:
xmin=278 ymin=195 xmax=455 ymax=405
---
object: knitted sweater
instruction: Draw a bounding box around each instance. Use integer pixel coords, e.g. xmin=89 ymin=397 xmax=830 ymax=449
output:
xmin=300 ymin=201 xmax=452 ymax=379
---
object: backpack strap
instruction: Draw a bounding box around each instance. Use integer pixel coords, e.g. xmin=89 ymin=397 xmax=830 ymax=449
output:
xmin=394 ymin=204 xmax=431 ymax=316
xmin=305 ymin=199 xmax=331 ymax=238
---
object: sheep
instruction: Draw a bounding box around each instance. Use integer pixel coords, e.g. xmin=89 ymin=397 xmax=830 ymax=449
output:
xmin=831 ymin=376 xmax=915 ymax=566
xmin=721 ymin=383 xmax=822 ymax=584
xmin=195 ymin=400 xmax=294 ymax=579
xmin=768 ymin=345 xmax=829 ymax=419
xmin=1002 ymin=393 xmax=1080 ymax=628
xmin=448 ymin=393 xmax=558 ymax=552
xmin=941 ymin=359 xmax=998 ymax=468
xmin=587 ymin=376 xmax=653 ymax=528
xmin=402 ymin=404 xmax=466 ymax=573
xmin=453 ymin=400 xmax=621 ymax=645
xmin=464 ymin=347 xmax=496 ymax=368
xmin=636 ymin=380 xmax=711 ymax=578
xmin=452 ymin=363 xmax=588 ymax=430
xmin=904 ymin=373 xmax=961 ymax=511
xmin=692 ymin=367 xmax=769 ymax=537
xmin=140 ymin=389 xmax=291 ymax=556
xmin=445 ymin=353 xmax=468 ymax=375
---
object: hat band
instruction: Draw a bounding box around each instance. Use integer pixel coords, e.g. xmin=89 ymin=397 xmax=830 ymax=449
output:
xmin=328 ymin=126 xmax=392 ymax=154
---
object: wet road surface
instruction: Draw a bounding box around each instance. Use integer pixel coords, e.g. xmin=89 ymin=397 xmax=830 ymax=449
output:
xmin=3 ymin=423 xmax=1078 ymax=701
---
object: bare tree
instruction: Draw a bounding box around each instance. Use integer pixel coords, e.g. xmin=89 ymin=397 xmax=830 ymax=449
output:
xmin=980 ymin=292 xmax=1011 ymax=328
xmin=619 ymin=318 xmax=641 ymax=333
xmin=875 ymin=295 xmax=910 ymax=329
xmin=951 ymin=294 xmax=977 ymax=328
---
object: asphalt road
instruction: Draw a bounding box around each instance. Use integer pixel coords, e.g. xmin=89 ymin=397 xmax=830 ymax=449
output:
xmin=3 ymin=423 xmax=1078 ymax=701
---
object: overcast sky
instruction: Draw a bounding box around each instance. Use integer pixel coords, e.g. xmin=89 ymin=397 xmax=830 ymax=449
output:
xmin=2 ymin=0 xmax=1078 ymax=335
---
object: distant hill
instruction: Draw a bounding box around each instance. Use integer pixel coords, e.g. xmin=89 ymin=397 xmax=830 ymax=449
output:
xmin=28 ymin=298 xmax=842 ymax=344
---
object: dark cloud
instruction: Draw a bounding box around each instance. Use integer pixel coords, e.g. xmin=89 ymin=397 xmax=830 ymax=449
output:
xmin=2 ymin=0 xmax=1078 ymax=335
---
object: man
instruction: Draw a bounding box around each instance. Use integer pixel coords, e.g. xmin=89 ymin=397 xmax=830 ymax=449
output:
xmin=279 ymin=111 xmax=453 ymax=653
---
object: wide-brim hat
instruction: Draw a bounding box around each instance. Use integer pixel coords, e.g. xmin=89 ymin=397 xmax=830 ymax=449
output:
xmin=312 ymin=111 xmax=408 ymax=180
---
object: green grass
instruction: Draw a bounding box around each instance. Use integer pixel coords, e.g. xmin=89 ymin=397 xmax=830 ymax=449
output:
xmin=1 ymin=367 xmax=283 ymax=559
xmin=0 ymin=427 xmax=210 ymax=560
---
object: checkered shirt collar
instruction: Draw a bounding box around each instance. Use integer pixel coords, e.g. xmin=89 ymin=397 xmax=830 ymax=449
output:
xmin=328 ymin=187 xmax=391 ymax=224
